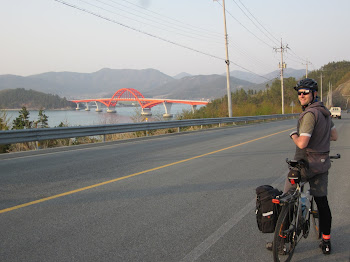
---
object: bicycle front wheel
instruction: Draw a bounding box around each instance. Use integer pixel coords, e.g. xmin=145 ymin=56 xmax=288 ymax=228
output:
xmin=273 ymin=203 xmax=297 ymax=262
xmin=310 ymin=197 xmax=321 ymax=239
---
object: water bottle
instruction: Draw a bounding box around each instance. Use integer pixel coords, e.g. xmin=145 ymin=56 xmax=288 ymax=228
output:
xmin=301 ymin=193 xmax=307 ymax=218
xmin=301 ymin=190 xmax=311 ymax=218
xmin=305 ymin=190 xmax=311 ymax=215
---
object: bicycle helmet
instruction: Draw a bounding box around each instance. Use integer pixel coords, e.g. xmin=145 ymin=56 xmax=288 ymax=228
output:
xmin=294 ymin=78 xmax=318 ymax=91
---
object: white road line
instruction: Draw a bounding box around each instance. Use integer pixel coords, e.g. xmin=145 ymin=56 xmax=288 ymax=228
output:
xmin=180 ymin=173 xmax=286 ymax=262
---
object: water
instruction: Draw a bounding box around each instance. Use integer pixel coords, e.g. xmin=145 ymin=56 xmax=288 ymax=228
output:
xmin=3 ymin=104 xmax=201 ymax=127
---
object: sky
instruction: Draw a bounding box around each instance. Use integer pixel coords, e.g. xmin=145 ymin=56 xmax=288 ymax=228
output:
xmin=1 ymin=0 xmax=349 ymax=79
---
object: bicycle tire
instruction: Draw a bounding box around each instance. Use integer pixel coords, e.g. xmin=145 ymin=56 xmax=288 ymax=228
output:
xmin=310 ymin=197 xmax=321 ymax=239
xmin=273 ymin=203 xmax=297 ymax=262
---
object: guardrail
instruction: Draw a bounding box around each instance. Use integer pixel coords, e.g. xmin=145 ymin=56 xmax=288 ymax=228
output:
xmin=0 ymin=114 xmax=297 ymax=146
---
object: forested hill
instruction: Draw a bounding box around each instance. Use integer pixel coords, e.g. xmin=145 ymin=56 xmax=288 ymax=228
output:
xmin=179 ymin=61 xmax=350 ymax=119
xmin=308 ymin=60 xmax=350 ymax=88
xmin=0 ymin=88 xmax=75 ymax=109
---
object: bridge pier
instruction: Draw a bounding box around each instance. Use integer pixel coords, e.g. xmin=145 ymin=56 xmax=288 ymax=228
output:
xmin=163 ymin=102 xmax=173 ymax=118
xmin=85 ymin=102 xmax=90 ymax=111
xmin=141 ymin=108 xmax=152 ymax=116
xmin=95 ymin=101 xmax=102 ymax=112
xmin=191 ymin=105 xmax=197 ymax=113
xmin=75 ymin=103 xmax=81 ymax=110
xmin=107 ymin=107 xmax=116 ymax=113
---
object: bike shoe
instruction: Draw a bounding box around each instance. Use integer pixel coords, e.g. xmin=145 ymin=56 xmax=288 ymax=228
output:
xmin=319 ymin=239 xmax=331 ymax=255
xmin=266 ymin=242 xmax=273 ymax=251
xmin=266 ymin=242 xmax=287 ymax=255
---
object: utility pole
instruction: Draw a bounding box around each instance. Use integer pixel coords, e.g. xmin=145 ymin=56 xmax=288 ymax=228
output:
xmin=304 ymin=59 xmax=311 ymax=78
xmin=274 ymin=39 xmax=287 ymax=114
xmin=221 ymin=0 xmax=232 ymax=117
xmin=327 ymin=82 xmax=333 ymax=108
xmin=342 ymin=94 xmax=350 ymax=109
xmin=330 ymin=82 xmax=333 ymax=107
xmin=320 ymin=72 xmax=324 ymax=102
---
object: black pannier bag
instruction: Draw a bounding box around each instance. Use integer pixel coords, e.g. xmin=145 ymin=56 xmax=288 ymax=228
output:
xmin=255 ymin=185 xmax=282 ymax=233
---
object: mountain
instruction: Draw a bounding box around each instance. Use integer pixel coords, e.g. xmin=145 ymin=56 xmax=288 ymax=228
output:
xmin=144 ymin=74 xmax=256 ymax=100
xmin=230 ymin=68 xmax=306 ymax=84
xmin=0 ymin=68 xmax=257 ymax=100
xmin=263 ymin=68 xmax=306 ymax=82
xmin=229 ymin=70 xmax=268 ymax=84
xmin=0 ymin=67 xmax=305 ymax=101
xmin=0 ymin=74 xmax=67 ymax=97
xmin=0 ymin=68 xmax=174 ymax=99
xmin=173 ymin=72 xmax=192 ymax=79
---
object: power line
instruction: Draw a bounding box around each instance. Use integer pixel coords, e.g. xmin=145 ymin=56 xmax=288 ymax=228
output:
xmin=214 ymin=1 xmax=279 ymax=77
xmin=99 ymin=0 xmax=223 ymax=41
xmin=284 ymin=53 xmax=305 ymax=65
xmin=286 ymin=46 xmax=307 ymax=63
xmin=117 ymin=0 xmax=223 ymax=38
xmin=231 ymin=0 xmax=279 ymax=47
xmin=286 ymin=46 xmax=314 ymax=77
xmin=228 ymin=39 xmax=276 ymax=73
xmin=54 ymin=0 xmax=273 ymax=81
xmin=215 ymin=1 xmax=274 ymax=49
xmin=78 ymin=0 xmax=223 ymax=44
xmin=54 ymin=0 xmax=224 ymax=60
xmin=236 ymin=0 xmax=280 ymax=44
xmin=227 ymin=0 xmax=308 ymax=71
xmin=229 ymin=64 xmax=274 ymax=81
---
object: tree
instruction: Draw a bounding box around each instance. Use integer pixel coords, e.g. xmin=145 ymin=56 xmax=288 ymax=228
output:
xmin=0 ymin=110 xmax=10 ymax=130
xmin=12 ymin=107 xmax=32 ymax=130
xmin=0 ymin=110 xmax=11 ymax=153
xmin=34 ymin=109 xmax=49 ymax=128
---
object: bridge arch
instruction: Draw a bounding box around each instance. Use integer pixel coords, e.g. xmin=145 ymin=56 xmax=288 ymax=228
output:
xmin=108 ymin=88 xmax=149 ymax=108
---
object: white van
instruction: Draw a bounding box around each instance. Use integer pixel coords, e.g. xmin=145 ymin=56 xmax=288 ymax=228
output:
xmin=330 ymin=107 xmax=341 ymax=119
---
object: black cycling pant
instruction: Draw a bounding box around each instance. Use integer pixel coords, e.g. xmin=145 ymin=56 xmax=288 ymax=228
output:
xmin=314 ymin=196 xmax=332 ymax=236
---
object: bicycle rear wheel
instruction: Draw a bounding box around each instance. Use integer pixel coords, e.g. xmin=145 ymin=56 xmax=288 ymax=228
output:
xmin=273 ymin=203 xmax=297 ymax=262
xmin=310 ymin=196 xmax=321 ymax=239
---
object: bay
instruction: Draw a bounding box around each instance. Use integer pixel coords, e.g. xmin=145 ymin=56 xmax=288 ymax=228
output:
xmin=3 ymin=104 xmax=201 ymax=127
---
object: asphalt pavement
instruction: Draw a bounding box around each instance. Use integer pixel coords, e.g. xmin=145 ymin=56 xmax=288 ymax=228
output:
xmin=1 ymin=115 xmax=349 ymax=262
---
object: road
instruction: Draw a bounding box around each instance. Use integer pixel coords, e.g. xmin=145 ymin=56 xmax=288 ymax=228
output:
xmin=0 ymin=115 xmax=349 ymax=262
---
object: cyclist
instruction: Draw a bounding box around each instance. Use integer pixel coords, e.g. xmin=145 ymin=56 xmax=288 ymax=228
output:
xmin=267 ymin=78 xmax=338 ymax=255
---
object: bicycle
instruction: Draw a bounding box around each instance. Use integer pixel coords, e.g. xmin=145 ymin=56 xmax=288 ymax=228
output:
xmin=271 ymin=154 xmax=341 ymax=262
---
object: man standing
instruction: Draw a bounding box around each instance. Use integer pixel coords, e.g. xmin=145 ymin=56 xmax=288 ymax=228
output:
xmin=266 ymin=78 xmax=338 ymax=255
xmin=289 ymin=78 xmax=338 ymax=255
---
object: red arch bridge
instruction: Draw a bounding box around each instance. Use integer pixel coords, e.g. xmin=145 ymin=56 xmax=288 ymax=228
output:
xmin=70 ymin=88 xmax=209 ymax=118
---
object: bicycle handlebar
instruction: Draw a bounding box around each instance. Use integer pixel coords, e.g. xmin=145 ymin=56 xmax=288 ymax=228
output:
xmin=330 ymin=154 xmax=341 ymax=159
xmin=286 ymin=154 xmax=341 ymax=166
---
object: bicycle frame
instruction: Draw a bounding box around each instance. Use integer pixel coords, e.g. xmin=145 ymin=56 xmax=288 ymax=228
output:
xmin=272 ymin=183 xmax=309 ymax=261
xmin=272 ymin=154 xmax=340 ymax=261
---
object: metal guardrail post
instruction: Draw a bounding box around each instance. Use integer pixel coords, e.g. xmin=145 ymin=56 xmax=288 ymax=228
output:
xmin=36 ymin=141 xmax=42 ymax=150
xmin=146 ymin=118 xmax=149 ymax=136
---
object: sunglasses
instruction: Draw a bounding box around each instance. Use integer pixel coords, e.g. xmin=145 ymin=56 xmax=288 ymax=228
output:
xmin=298 ymin=90 xmax=311 ymax=96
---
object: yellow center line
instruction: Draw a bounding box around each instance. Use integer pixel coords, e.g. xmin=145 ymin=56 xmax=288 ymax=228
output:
xmin=0 ymin=128 xmax=294 ymax=214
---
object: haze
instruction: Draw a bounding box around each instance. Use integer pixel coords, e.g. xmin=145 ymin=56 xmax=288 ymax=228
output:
xmin=1 ymin=0 xmax=349 ymax=77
